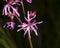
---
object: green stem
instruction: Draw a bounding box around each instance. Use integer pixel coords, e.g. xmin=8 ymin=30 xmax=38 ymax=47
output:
xmin=20 ymin=1 xmax=26 ymax=16
xmin=15 ymin=16 xmax=22 ymax=24
xmin=28 ymin=38 xmax=33 ymax=48
xmin=15 ymin=1 xmax=26 ymax=23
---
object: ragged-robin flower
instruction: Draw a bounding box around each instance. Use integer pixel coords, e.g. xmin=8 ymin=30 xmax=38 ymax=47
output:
xmin=14 ymin=0 xmax=32 ymax=3
xmin=2 ymin=0 xmax=20 ymax=17
xmin=3 ymin=21 xmax=15 ymax=30
xmin=17 ymin=11 xmax=43 ymax=38
xmin=3 ymin=16 xmax=15 ymax=30
xmin=26 ymin=0 xmax=32 ymax=3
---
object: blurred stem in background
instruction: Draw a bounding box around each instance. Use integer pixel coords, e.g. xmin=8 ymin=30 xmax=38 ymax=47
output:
xmin=20 ymin=1 xmax=26 ymax=16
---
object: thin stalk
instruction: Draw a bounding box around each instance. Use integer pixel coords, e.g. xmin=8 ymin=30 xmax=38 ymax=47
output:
xmin=15 ymin=16 xmax=22 ymax=24
xmin=28 ymin=38 xmax=33 ymax=48
xmin=20 ymin=1 xmax=26 ymax=16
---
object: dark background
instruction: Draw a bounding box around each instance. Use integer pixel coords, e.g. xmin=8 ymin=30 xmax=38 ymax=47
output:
xmin=0 ymin=0 xmax=60 ymax=48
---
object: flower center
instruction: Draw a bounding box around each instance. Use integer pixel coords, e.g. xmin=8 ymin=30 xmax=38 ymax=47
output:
xmin=28 ymin=21 xmax=32 ymax=26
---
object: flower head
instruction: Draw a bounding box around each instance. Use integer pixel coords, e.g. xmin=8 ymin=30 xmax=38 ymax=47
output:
xmin=12 ymin=0 xmax=32 ymax=4
xmin=26 ymin=0 xmax=32 ymax=3
xmin=17 ymin=11 xmax=43 ymax=38
xmin=3 ymin=21 xmax=15 ymax=30
xmin=2 ymin=0 xmax=20 ymax=17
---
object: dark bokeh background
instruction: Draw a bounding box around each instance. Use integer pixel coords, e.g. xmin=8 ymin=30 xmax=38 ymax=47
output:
xmin=0 ymin=0 xmax=60 ymax=48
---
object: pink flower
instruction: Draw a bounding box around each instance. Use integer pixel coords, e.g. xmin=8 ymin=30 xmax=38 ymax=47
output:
xmin=26 ymin=0 xmax=32 ymax=3
xmin=17 ymin=11 xmax=43 ymax=38
xmin=2 ymin=0 xmax=20 ymax=17
xmin=13 ymin=0 xmax=32 ymax=3
xmin=3 ymin=21 xmax=15 ymax=30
